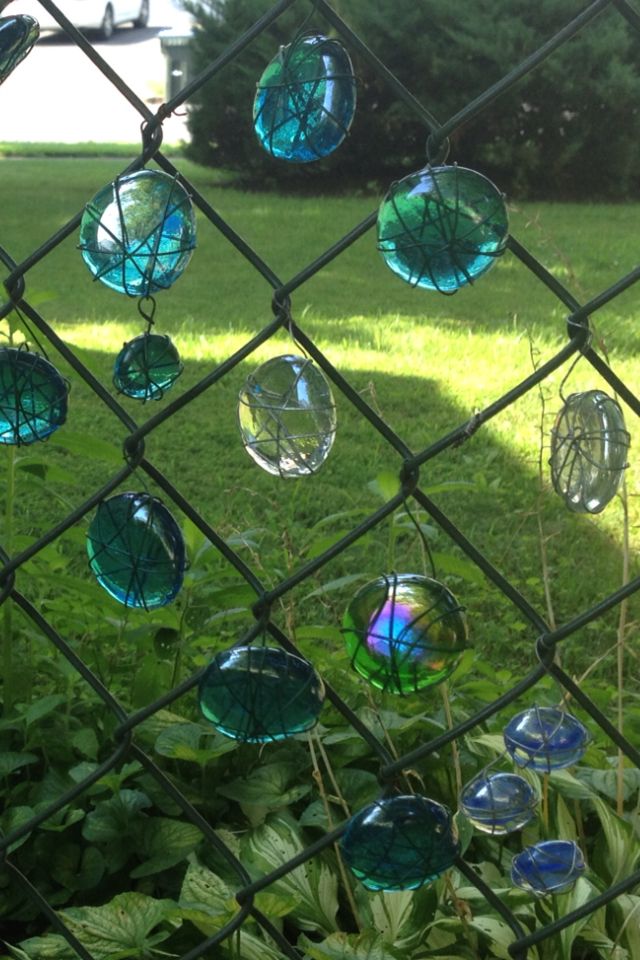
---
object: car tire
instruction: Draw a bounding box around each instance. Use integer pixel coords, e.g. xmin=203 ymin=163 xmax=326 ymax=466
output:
xmin=99 ymin=4 xmax=115 ymax=40
xmin=134 ymin=0 xmax=149 ymax=28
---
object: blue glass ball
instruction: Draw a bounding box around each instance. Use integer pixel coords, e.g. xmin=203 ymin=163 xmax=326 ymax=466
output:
xmin=253 ymin=34 xmax=356 ymax=162
xmin=511 ymin=840 xmax=585 ymax=895
xmin=377 ymin=165 xmax=508 ymax=292
xmin=79 ymin=170 xmax=196 ymax=297
xmin=460 ymin=772 xmax=538 ymax=836
xmin=113 ymin=333 xmax=183 ymax=401
xmin=0 ymin=348 xmax=68 ymax=445
xmin=341 ymin=795 xmax=460 ymax=892
xmin=198 ymin=646 xmax=325 ymax=742
xmin=0 ymin=15 xmax=39 ymax=85
xmin=87 ymin=492 xmax=185 ymax=609
xmin=504 ymin=706 xmax=589 ymax=772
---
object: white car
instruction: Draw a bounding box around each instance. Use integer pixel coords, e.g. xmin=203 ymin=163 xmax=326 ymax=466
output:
xmin=9 ymin=0 xmax=150 ymax=40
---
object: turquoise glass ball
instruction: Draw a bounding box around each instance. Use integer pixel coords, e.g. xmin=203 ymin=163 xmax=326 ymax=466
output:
xmin=341 ymin=795 xmax=460 ymax=892
xmin=0 ymin=348 xmax=68 ymax=445
xmin=113 ymin=333 xmax=183 ymax=401
xmin=512 ymin=840 xmax=585 ymax=895
xmin=504 ymin=706 xmax=589 ymax=772
xmin=377 ymin=165 xmax=508 ymax=292
xmin=198 ymin=645 xmax=325 ymax=742
xmin=460 ymin=772 xmax=538 ymax=836
xmin=253 ymin=33 xmax=356 ymax=162
xmin=79 ymin=170 xmax=196 ymax=297
xmin=0 ymin=15 xmax=39 ymax=85
xmin=87 ymin=492 xmax=185 ymax=609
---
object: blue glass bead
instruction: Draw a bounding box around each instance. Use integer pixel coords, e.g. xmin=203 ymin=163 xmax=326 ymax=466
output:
xmin=238 ymin=354 xmax=336 ymax=477
xmin=198 ymin=646 xmax=325 ymax=742
xmin=511 ymin=840 xmax=585 ymax=895
xmin=0 ymin=348 xmax=68 ymax=445
xmin=0 ymin=15 xmax=39 ymax=85
xmin=79 ymin=170 xmax=196 ymax=297
xmin=550 ymin=390 xmax=629 ymax=514
xmin=460 ymin=772 xmax=538 ymax=836
xmin=342 ymin=573 xmax=468 ymax=694
xmin=504 ymin=706 xmax=589 ymax=772
xmin=377 ymin=165 xmax=508 ymax=293
xmin=87 ymin=493 xmax=185 ymax=609
xmin=253 ymin=33 xmax=356 ymax=162
xmin=341 ymin=795 xmax=460 ymax=892
xmin=113 ymin=333 xmax=183 ymax=401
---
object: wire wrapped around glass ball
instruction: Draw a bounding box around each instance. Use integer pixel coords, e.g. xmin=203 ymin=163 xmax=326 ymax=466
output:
xmin=459 ymin=772 xmax=538 ymax=836
xmin=238 ymin=354 xmax=337 ymax=477
xmin=113 ymin=332 xmax=183 ymax=401
xmin=377 ymin=164 xmax=508 ymax=293
xmin=79 ymin=170 xmax=196 ymax=297
xmin=511 ymin=840 xmax=585 ymax=896
xmin=198 ymin=645 xmax=325 ymax=742
xmin=550 ymin=390 xmax=629 ymax=514
xmin=342 ymin=573 xmax=468 ymax=694
xmin=253 ymin=33 xmax=356 ymax=162
xmin=0 ymin=15 xmax=39 ymax=85
xmin=86 ymin=492 xmax=185 ymax=610
xmin=504 ymin=706 xmax=589 ymax=772
xmin=341 ymin=795 xmax=460 ymax=892
xmin=0 ymin=347 xmax=68 ymax=445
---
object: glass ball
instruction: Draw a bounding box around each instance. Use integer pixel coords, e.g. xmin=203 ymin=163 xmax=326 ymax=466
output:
xmin=87 ymin=492 xmax=185 ymax=609
xmin=377 ymin=165 xmax=508 ymax=292
xmin=0 ymin=15 xmax=39 ymax=85
xmin=113 ymin=333 xmax=183 ymax=401
xmin=550 ymin=390 xmax=629 ymax=514
xmin=343 ymin=573 xmax=468 ymax=694
xmin=511 ymin=840 xmax=585 ymax=896
xmin=254 ymin=34 xmax=356 ymax=162
xmin=504 ymin=706 xmax=589 ymax=772
xmin=198 ymin=645 xmax=325 ymax=742
xmin=460 ymin=772 xmax=538 ymax=836
xmin=341 ymin=795 xmax=460 ymax=892
xmin=238 ymin=354 xmax=336 ymax=477
xmin=79 ymin=170 xmax=196 ymax=297
xmin=0 ymin=347 xmax=68 ymax=445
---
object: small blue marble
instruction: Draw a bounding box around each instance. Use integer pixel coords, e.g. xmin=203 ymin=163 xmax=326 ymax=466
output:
xmin=512 ymin=840 xmax=585 ymax=895
xmin=504 ymin=706 xmax=589 ymax=772
xmin=460 ymin=772 xmax=538 ymax=836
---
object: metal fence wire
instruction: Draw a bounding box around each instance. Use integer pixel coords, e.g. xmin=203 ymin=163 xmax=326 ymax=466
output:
xmin=1 ymin=0 xmax=640 ymax=957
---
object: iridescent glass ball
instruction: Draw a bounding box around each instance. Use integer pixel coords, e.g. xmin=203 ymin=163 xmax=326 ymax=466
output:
xmin=79 ymin=170 xmax=196 ymax=297
xmin=550 ymin=390 xmax=629 ymax=514
xmin=0 ymin=15 xmax=39 ymax=85
xmin=254 ymin=33 xmax=356 ymax=162
xmin=377 ymin=165 xmax=508 ymax=292
xmin=504 ymin=706 xmax=589 ymax=772
xmin=460 ymin=772 xmax=538 ymax=836
xmin=511 ymin=840 xmax=585 ymax=896
xmin=343 ymin=573 xmax=468 ymax=694
xmin=238 ymin=354 xmax=336 ymax=477
xmin=341 ymin=795 xmax=460 ymax=892
xmin=87 ymin=492 xmax=185 ymax=609
xmin=198 ymin=645 xmax=325 ymax=742
xmin=113 ymin=333 xmax=183 ymax=401
xmin=0 ymin=347 xmax=68 ymax=445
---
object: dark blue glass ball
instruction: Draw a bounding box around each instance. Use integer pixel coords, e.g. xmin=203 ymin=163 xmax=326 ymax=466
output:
xmin=460 ymin=772 xmax=538 ymax=835
xmin=511 ymin=840 xmax=585 ymax=895
xmin=0 ymin=348 xmax=68 ymax=445
xmin=0 ymin=15 xmax=39 ymax=85
xmin=504 ymin=706 xmax=589 ymax=772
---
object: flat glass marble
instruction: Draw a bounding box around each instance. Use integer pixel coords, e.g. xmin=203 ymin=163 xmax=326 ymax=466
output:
xmin=253 ymin=33 xmax=356 ymax=162
xmin=341 ymin=795 xmax=459 ymax=891
xmin=238 ymin=354 xmax=336 ymax=477
xmin=198 ymin=645 xmax=325 ymax=742
xmin=460 ymin=772 xmax=538 ymax=836
xmin=0 ymin=348 xmax=68 ymax=445
xmin=0 ymin=15 xmax=39 ymax=85
xmin=550 ymin=390 xmax=629 ymax=514
xmin=511 ymin=840 xmax=585 ymax=896
xmin=87 ymin=492 xmax=185 ymax=609
xmin=343 ymin=573 xmax=468 ymax=694
xmin=504 ymin=706 xmax=589 ymax=772
xmin=377 ymin=164 xmax=508 ymax=292
xmin=113 ymin=333 xmax=183 ymax=401
xmin=79 ymin=170 xmax=196 ymax=297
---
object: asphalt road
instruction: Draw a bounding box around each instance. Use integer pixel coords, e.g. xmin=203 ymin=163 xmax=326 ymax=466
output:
xmin=1 ymin=0 xmax=193 ymax=143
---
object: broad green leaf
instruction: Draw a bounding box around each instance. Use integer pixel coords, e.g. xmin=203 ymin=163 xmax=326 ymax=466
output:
xmin=333 ymin=768 xmax=379 ymax=809
xmin=10 ymin=937 xmax=75 ymax=960
xmin=254 ymin=890 xmax=302 ymax=919
xmin=555 ymin=793 xmax=578 ymax=842
xmin=0 ymin=752 xmax=38 ymax=776
xmin=299 ymin=931 xmax=404 ymax=960
xmin=82 ymin=790 xmax=152 ymax=843
xmin=468 ymin=915 xmax=516 ymax=960
xmin=361 ymin=886 xmax=435 ymax=949
xmin=592 ymin=796 xmax=640 ymax=883
xmin=548 ymin=768 xmax=595 ymax=801
xmin=367 ymin=471 xmax=400 ymax=501
xmin=60 ymin=892 xmax=181 ymax=960
xmin=431 ymin=551 xmax=485 ymax=584
xmin=454 ymin=810 xmax=474 ymax=856
xmin=71 ymin=727 xmax=100 ymax=760
xmin=216 ymin=760 xmax=312 ymax=812
xmin=178 ymin=861 xmax=237 ymax=936
xmin=555 ymin=877 xmax=602 ymax=960
xmin=1 ymin=805 xmax=35 ymax=852
xmin=221 ymin=930 xmax=291 ymax=960
xmin=578 ymin=766 xmax=640 ymax=802
xmin=130 ymin=818 xmax=203 ymax=878
xmin=23 ymin=694 xmax=66 ymax=727
xmin=154 ymin=721 xmax=237 ymax=764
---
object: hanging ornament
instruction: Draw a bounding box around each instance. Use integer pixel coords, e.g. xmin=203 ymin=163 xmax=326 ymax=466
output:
xmin=459 ymin=771 xmax=538 ymax=836
xmin=79 ymin=170 xmax=196 ymax=297
xmin=87 ymin=492 xmax=185 ymax=609
xmin=253 ymin=33 xmax=356 ymax=162
xmin=198 ymin=645 xmax=325 ymax=742
xmin=511 ymin=840 xmax=585 ymax=896
xmin=238 ymin=354 xmax=336 ymax=477
xmin=0 ymin=15 xmax=39 ymax=85
xmin=503 ymin=706 xmax=589 ymax=772
xmin=0 ymin=347 xmax=68 ymax=445
xmin=377 ymin=164 xmax=508 ymax=293
xmin=113 ymin=332 xmax=183 ymax=401
xmin=550 ymin=389 xmax=629 ymax=514
xmin=341 ymin=795 xmax=459 ymax=892
xmin=342 ymin=573 xmax=468 ymax=694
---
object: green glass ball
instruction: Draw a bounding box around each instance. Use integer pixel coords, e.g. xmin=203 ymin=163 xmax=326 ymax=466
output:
xmin=0 ymin=15 xmax=39 ymax=85
xmin=113 ymin=333 xmax=183 ymax=401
